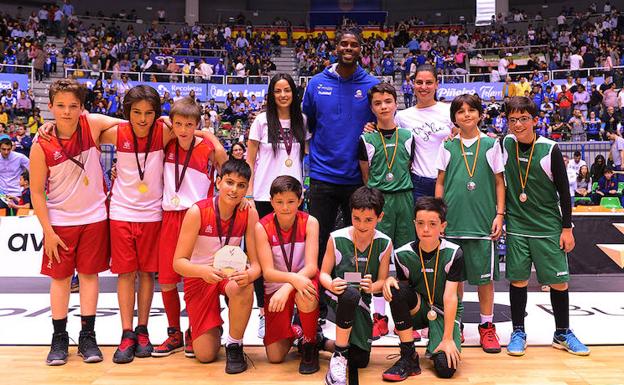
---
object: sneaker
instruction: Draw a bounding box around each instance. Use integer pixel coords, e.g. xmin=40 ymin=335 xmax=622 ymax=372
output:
xmin=134 ymin=325 xmax=153 ymax=358
xmin=225 ymin=343 xmax=248 ymax=374
xmin=70 ymin=275 xmax=79 ymax=293
xmin=77 ymin=330 xmax=103 ymax=363
xmin=552 ymin=330 xmax=590 ymax=356
xmin=393 ymin=328 xmax=422 ymax=342
xmin=506 ymin=329 xmax=527 ymax=356
xmin=184 ymin=329 xmax=195 ymax=358
xmin=151 ymin=327 xmax=184 ymax=357
xmin=478 ymin=322 xmax=501 ymax=353
xmin=382 ymin=352 xmax=421 ymax=382
xmin=46 ymin=331 xmax=69 ymax=366
xmin=372 ymin=313 xmax=389 ymax=340
xmin=325 ymin=351 xmax=347 ymax=385
xmin=299 ymin=342 xmax=320 ymax=374
xmin=113 ymin=330 xmax=137 ymax=364
xmin=257 ymin=314 xmax=265 ymax=339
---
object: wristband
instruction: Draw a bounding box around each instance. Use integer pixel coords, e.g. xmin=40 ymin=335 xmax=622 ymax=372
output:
xmin=496 ymin=212 xmax=505 ymax=216
xmin=245 ymin=195 xmax=253 ymax=199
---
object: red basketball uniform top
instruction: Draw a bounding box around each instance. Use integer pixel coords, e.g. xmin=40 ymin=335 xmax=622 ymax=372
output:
xmin=190 ymin=196 xmax=249 ymax=266
xmin=110 ymin=119 xmax=165 ymax=222
xmin=162 ymin=138 xmax=216 ymax=212
xmin=260 ymin=211 xmax=309 ymax=294
xmin=38 ymin=114 xmax=107 ymax=226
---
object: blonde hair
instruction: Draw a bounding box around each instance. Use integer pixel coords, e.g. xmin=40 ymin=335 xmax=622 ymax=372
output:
xmin=170 ymin=96 xmax=201 ymax=123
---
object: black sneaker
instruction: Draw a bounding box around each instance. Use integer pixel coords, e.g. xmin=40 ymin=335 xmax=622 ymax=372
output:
xmin=299 ymin=341 xmax=320 ymax=374
xmin=113 ymin=330 xmax=137 ymax=364
xmin=225 ymin=343 xmax=248 ymax=374
xmin=134 ymin=326 xmax=153 ymax=358
xmin=77 ymin=330 xmax=103 ymax=363
xmin=46 ymin=331 xmax=69 ymax=366
xmin=382 ymin=352 xmax=421 ymax=382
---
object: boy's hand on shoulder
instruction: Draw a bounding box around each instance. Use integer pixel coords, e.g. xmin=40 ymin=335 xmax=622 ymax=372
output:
xmin=363 ymin=122 xmax=376 ymax=134
xmin=238 ymin=197 xmax=252 ymax=211
xmin=37 ymin=121 xmax=56 ymax=142
xmin=382 ymin=276 xmax=399 ymax=301
xmin=330 ymin=277 xmax=347 ymax=295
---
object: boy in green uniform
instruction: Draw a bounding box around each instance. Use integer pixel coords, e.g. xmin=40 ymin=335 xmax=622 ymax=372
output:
xmin=434 ymin=94 xmax=505 ymax=353
xmin=358 ymin=82 xmax=415 ymax=339
xmin=503 ymin=96 xmax=589 ymax=356
xmin=320 ymin=186 xmax=392 ymax=385
xmin=382 ymin=197 xmax=464 ymax=380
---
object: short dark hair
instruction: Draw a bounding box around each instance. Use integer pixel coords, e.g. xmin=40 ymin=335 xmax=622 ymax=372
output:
xmin=336 ymin=28 xmax=362 ymax=44
xmin=269 ymin=175 xmax=303 ymax=198
xmin=450 ymin=94 xmax=484 ymax=125
xmin=219 ymin=159 xmax=251 ymax=182
xmin=122 ymin=85 xmax=162 ymax=120
xmin=21 ymin=170 xmax=29 ymax=182
xmin=414 ymin=196 xmax=447 ymax=222
xmin=604 ymin=167 xmax=614 ymax=174
xmin=505 ymin=96 xmax=538 ymax=117
xmin=573 ymin=150 xmax=581 ymax=157
xmin=350 ymin=186 xmax=384 ymax=216
xmin=0 ymin=138 xmax=12 ymax=147
xmin=367 ymin=82 xmax=397 ymax=105
xmin=49 ymin=78 xmax=86 ymax=105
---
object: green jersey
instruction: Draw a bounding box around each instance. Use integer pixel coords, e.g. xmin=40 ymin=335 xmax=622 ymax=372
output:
xmin=436 ymin=133 xmax=504 ymax=238
xmin=360 ymin=127 xmax=414 ymax=192
xmin=502 ymin=135 xmax=562 ymax=237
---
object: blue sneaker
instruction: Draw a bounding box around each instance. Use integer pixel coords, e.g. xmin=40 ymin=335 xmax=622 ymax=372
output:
xmin=506 ymin=329 xmax=527 ymax=356
xmin=552 ymin=330 xmax=590 ymax=356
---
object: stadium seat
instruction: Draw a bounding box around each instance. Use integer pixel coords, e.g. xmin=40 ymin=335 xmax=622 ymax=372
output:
xmin=600 ymin=197 xmax=623 ymax=209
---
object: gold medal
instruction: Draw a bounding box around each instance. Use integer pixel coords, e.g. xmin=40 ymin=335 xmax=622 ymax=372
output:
xmin=83 ymin=176 xmax=89 ymax=186
xmin=427 ymin=309 xmax=437 ymax=321
xmin=138 ymin=182 xmax=148 ymax=193
xmin=285 ymin=158 xmax=293 ymax=167
xmin=171 ymin=195 xmax=180 ymax=207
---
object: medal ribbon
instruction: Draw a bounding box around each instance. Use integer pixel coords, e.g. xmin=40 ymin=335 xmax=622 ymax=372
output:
xmin=54 ymin=122 xmax=86 ymax=172
xmin=418 ymin=242 xmax=440 ymax=309
xmin=131 ymin=123 xmax=155 ymax=182
xmin=459 ymin=134 xmax=481 ymax=179
xmin=214 ymin=195 xmax=237 ymax=247
xmin=353 ymin=231 xmax=374 ymax=275
xmin=515 ymin=134 xmax=537 ymax=193
xmin=377 ymin=126 xmax=399 ymax=174
xmin=174 ymin=136 xmax=195 ymax=193
xmin=273 ymin=214 xmax=298 ymax=272
xmin=278 ymin=123 xmax=294 ymax=157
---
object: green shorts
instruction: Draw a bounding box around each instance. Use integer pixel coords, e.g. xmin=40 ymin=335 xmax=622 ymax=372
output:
xmin=449 ymin=238 xmax=498 ymax=286
xmin=411 ymin=293 xmax=463 ymax=355
xmin=326 ymin=291 xmax=373 ymax=352
xmin=505 ymin=233 xmax=569 ymax=285
xmin=377 ymin=190 xmax=415 ymax=249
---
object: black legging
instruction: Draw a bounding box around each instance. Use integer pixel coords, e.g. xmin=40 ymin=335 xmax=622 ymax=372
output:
xmin=254 ymin=201 xmax=274 ymax=310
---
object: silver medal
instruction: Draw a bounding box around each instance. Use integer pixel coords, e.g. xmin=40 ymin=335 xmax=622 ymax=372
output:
xmin=385 ymin=172 xmax=394 ymax=182
xmin=467 ymin=181 xmax=476 ymax=191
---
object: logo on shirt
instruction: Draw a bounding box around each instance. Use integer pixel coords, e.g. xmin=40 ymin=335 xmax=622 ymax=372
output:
xmin=317 ymin=84 xmax=333 ymax=96
xmin=421 ymin=268 xmax=434 ymax=273
xmin=168 ymin=153 xmax=174 ymax=161
xmin=204 ymin=225 xmax=213 ymax=234
xmin=123 ymin=141 xmax=131 ymax=150
xmin=354 ymin=89 xmax=364 ymax=99
xmin=464 ymin=151 xmax=474 ymax=156
xmin=53 ymin=151 xmax=62 ymax=161
xmin=272 ymin=235 xmax=278 ymax=243
xmin=518 ymin=157 xmax=529 ymax=162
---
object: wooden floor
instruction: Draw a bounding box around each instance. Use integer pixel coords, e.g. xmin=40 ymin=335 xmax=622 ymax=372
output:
xmin=1 ymin=346 xmax=623 ymax=385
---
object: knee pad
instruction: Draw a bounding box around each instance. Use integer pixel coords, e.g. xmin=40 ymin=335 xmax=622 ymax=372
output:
xmin=432 ymin=352 xmax=456 ymax=379
xmin=348 ymin=345 xmax=370 ymax=369
xmin=335 ymin=286 xmax=361 ymax=329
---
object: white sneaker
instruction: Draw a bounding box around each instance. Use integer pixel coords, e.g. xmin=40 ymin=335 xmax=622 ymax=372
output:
xmin=325 ymin=351 xmax=347 ymax=385
xmin=257 ymin=315 xmax=265 ymax=339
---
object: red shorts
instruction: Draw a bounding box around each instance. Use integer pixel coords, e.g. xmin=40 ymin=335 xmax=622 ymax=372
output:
xmin=158 ymin=210 xmax=187 ymax=284
xmin=183 ymin=277 xmax=230 ymax=340
xmin=40 ymin=220 xmax=110 ymax=279
xmin=110 ymin=220 xmax=161 ymax=274
xmin=263 ymin=275 xmax=319 ymax=346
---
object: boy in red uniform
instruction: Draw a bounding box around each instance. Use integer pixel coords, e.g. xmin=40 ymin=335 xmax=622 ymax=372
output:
xmin=255 ymin=175 xmax=321 ymax=374
xmin=173 ymin=159 xmax=260 ymax=374
xmin=29 ymin=79 xmax=124 ymax=365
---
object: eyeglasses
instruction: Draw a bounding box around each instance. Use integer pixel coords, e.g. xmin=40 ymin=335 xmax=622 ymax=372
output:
xmin=508 ymin=116 xmax=533 ymax=125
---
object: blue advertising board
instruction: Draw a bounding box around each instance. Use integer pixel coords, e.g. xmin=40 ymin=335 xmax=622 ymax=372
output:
xmin=0 ymin=73 xmax=30 ymax=92
xmin=149 ymin=54 xmax=220 ymax=67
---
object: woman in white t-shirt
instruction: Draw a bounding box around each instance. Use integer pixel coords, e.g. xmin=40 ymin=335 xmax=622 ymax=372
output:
xmin=245 ymin=73 xmax=308 ymax=337
xmin=395 ymin=64 xmax=456 ymax=201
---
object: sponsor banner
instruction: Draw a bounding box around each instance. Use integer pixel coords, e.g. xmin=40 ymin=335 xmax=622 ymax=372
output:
xmin=0 ymin=73 xmax=29 ymax=91
xmin=206 ymin=83 xmax=267 ymax=103
xmin=149 ymin=54 xmax=220 ymax=67
xmin=0 ymin=216 xmax=115 ymax=277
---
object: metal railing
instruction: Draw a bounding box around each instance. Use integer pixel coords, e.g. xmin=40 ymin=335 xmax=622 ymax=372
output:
xmin=0 ymin=64 xmax=35 ymax=90
xmin=148 ymin=47 xmax=227 ymax=56
xmin=64 ymin=68 xmax=270 ymax=85
xmin=558 ymin=141 xmax=611 ymax=165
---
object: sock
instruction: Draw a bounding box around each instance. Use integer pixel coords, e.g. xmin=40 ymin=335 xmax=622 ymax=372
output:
xmin=161 ymin=289 xmax=181 ymax=329
xmin=550 ymin=287 xmax=569 ymax=333
xmin=335 ymin=344 xmax=348 ymax=356
xmin=226 ymin=335 xmax=243 ymax=347
xmin=509 ymin=285 xmax=527 ymax=331
xmin=298 ymin=307 xmax=320 ymax=344
xmin=373 ymin=295 xmax=386 ymax=316
xmin=399 ymin=341 xmax=415 ymax=358
xmin=480 ymin=314 xmax=494 ymax=325
xmin=52 ymin=317 xmax=67 ymax=334
xmin=81 ymin=315 xmax=95 ymax=332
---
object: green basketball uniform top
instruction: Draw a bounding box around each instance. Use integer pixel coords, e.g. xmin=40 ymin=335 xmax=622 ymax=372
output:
xmin=502 ymin=135 xmax=562 ymax=237
xmin=436 ymin=133 xmax=504 ymax=238
xmin=330 ymin=226 xmax=392 ymax=306
xmin=360 ymin=127 xmax=414 ymax=192
xmin=394 ymin=239 xmax=464 ymax=314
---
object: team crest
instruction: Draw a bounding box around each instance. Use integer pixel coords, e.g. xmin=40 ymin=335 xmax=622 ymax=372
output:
xmin=354 ymin=89 xmax=364 ymax=99
xmin=123 ymin=141 xmax=131 ymax=150
xmin=205 ymin=225 xmax=213 ymax=233
xmin=53 ymin=150 xmax=62 ymax=160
